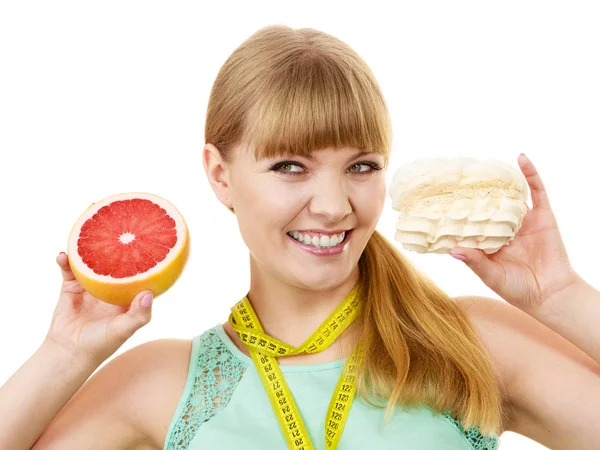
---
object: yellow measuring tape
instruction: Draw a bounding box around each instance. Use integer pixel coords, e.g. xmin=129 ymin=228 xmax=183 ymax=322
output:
xmin=229 ymin=284 xmax=363 ymax=449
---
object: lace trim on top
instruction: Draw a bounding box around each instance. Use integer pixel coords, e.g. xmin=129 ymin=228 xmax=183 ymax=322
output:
xmin=164 ymin=326 xmax=500 ymax=450
xmin=443 ymin=415 xmax=500 ymax=450
xmin=164 ymin=328 xmax=247 ymax=450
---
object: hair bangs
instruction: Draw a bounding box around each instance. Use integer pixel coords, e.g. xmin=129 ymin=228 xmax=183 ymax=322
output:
xmin=240 ymin=53 xmax=391 ymax=162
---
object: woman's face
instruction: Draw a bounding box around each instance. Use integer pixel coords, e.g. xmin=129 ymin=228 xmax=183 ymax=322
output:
xmin=204 ymin=143 xmax=387 ymax=291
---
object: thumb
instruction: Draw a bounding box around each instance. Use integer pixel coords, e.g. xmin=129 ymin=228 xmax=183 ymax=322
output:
xmin=450 ymin=247 xmax=503 ymax=286
xmin=113 ymin=290 xmax=154 ymax=336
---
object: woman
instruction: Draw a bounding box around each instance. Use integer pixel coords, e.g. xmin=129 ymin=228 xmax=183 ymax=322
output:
xmin=2 ymin=25 xmax=599 ymax=450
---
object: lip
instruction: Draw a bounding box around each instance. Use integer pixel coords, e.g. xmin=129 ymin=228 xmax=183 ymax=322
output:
xmin=289 ymin=228 xmax=349 ymax=234
xmin=287 ymin=229 xmax=353 ymax=256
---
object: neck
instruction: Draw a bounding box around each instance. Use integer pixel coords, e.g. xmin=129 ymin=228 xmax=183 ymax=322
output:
xmin=246 ymin=258 xmax=361 ymax=349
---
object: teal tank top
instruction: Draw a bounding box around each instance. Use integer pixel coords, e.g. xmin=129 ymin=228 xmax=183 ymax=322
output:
xmin=163 ymin=324 xmax=500 ymax=449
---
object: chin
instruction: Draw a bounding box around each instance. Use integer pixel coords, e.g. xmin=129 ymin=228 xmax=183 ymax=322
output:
xmin=290 ymin=268 xmax=355 ymax=292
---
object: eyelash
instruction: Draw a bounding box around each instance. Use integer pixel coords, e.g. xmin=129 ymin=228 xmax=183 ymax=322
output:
xmin=269 ymin=161 xmax=383 ymax=177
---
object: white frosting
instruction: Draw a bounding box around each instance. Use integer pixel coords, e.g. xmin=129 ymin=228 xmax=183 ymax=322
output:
xmin=388 ymin=157 xmax=529 ymax=254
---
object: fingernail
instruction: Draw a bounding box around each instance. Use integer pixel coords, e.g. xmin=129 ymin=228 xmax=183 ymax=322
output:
xmin=451 ymin=253 xmax=467 ymax=261
xmin=141 ymin=293 xmax=153 ymax=308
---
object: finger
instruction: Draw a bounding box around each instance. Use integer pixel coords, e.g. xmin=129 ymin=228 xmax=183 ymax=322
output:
xmin=518 ymin=153 xmax=551 ymax=211
xmin=111 ymin=290 xmax=154 ymax=336
xmin=56 ymin=252 xmax=76 ymax=282
xmin=450 ymin=247 xmax=505 ymax=291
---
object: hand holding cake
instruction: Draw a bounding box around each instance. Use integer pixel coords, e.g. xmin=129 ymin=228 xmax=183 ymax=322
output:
xmin=389 ymin=153 xmax=579 ymax=312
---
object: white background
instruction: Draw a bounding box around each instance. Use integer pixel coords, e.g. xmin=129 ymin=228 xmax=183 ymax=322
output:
xmin=1 ymin=1 xmax=599 ymax=448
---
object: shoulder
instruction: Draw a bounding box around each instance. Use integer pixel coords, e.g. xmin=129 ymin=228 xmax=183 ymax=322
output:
xmin=34 ymin=337 xmax=194 ymax=450
xmin=453 ymin=295 xmax=600 ymax=447
xmin=104 ymin=337 xmax=195 ymax=449
xmin=452 ymin=295 xmax=515 ymax=433
xmin=452 ymin=296 xmax=517 ymax=391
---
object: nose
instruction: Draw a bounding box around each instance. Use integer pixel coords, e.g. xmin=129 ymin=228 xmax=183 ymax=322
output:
xmin=308 ymin=176 xmax=353 ymax=223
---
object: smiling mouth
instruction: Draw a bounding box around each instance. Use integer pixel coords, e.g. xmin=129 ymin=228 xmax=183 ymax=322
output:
xmin=286 ymin=229 xmax=352 ymax=248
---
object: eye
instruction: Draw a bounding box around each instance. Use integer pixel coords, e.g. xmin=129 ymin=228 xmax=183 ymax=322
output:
xmin=269 ymin=161 xmax=305 ymax=176
xmin=348 ymin=162 xmax=384 ymax=175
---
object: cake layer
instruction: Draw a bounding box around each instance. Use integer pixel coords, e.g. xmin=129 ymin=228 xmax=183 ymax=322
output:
xmin=388 ymin=157 xmax=529 ymax=254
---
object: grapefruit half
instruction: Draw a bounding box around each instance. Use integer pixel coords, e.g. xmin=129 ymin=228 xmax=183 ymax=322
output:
xmin=67 ymin=192 xmax=190 ymax=306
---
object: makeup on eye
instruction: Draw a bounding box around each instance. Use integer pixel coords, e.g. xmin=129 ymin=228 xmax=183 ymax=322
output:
xmin=269 ymin=160 xmax=383 ymax=176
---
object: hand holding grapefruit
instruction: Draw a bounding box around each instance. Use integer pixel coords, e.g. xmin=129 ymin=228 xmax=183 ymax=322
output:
xmin=42 ymin=192 xmax=190 ymax=364
xmin=44 ymin=253 xmax=156 ymax=366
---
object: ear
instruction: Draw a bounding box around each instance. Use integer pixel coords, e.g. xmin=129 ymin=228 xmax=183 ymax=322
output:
xmin=203 ymin=143 xmax=233 ymax=210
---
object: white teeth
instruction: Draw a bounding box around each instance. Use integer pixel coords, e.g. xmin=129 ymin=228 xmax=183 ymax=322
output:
xmin=287 ymin=230 xmax=348 ymax=248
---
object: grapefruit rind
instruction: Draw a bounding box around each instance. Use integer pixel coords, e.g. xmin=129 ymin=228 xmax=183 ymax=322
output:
xmin=67 ymin=192 xmax=190 ymax=306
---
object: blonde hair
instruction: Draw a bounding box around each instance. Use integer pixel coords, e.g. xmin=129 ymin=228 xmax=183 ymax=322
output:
xmin=204 ymin=24 xmax=508 ymax=437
